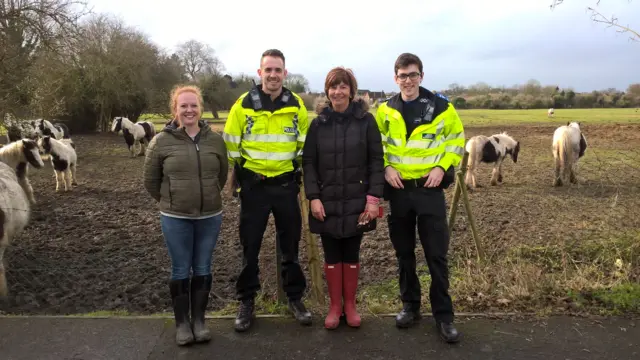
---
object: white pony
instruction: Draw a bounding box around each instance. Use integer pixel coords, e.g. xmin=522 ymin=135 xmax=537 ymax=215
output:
xmin=37 ymin=136 xmax=78 ymax=192
xmin=0 ymin=161 xmax=33 ymax=297
xmin=548 ymin=108 xmax=555 ymax=117
xmin=0 ymin=139 xmax=45 ymax=204
xmin=465 ymin=132 xmax=520 ymax=189
xmin=37 ymin=119 xmax=71 ymax=140
xmin=552 ymin=122 xmax=587 ymax=186
xmin=111 ymin=117 xmax=156 ymax=157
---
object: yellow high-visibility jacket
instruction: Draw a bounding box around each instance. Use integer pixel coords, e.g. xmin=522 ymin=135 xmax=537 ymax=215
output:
xmin=375 ymin=87 xmax=465 ymax=180
xmin=223 ymin=86 xmax=308 ymax=177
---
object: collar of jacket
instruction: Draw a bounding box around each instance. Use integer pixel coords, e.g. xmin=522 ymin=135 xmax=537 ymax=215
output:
xmin=315 ymin=96 xmax=370 ymax=122
xmin=247 ymin=83 xmax=295 ymax=111
xmin=162 ymin=119 xmax=210 ymax=139
xmin=386 ymin=86 xmax=435 ymax=112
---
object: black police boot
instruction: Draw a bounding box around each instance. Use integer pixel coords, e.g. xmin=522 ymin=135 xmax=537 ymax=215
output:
xmin=190 ymin=274 xmax=212 ymax=343
xmin=169 ymin=278 xmax=195 ymax=346
xmin=437 ymin=321 xmax=461 ymax=343
xmin=288 ymin=299 xmax=312 ymax=326
xmin=234 ymin=298 xmax=255 ymax=332
xmin=395 ymin=302 xmax=421 ymax=328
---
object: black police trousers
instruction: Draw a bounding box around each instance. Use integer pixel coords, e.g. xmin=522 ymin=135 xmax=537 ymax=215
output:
xmin=386 ymin=183 xmax=454 ymax=323
xmin=235 ymin=178 xmax=307 ymax=301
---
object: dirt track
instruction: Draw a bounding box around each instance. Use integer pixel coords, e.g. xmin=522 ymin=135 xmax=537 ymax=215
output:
xmin=1 ymin=123 xmax=639 ymax=315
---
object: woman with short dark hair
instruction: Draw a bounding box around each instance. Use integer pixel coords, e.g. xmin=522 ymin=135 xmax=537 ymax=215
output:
xmin=302 ymin=67 xmax=385 ymax=329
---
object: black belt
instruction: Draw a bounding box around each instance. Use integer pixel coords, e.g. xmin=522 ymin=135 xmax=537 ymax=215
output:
xmin=242 ymin=168 xmax=295 ymax=186
xmin=400 ymin=178 xmax=428 ymax=188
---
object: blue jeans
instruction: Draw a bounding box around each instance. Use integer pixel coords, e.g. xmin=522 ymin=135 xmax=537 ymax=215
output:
xmin=160 ymin=213 xmax=223 ymax=280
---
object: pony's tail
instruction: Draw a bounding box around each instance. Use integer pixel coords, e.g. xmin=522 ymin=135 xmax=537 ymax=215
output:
xmin=557 ymin=130 xmax=573 ymax=176
xmin=465 ymin=138 xmax=478 ymax=169
xmin=464 ymin=139 xmax=478 ymax=185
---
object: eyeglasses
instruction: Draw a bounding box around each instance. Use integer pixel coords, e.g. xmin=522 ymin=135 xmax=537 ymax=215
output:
xmin=397 ymin=72 xmax=421 ymax=81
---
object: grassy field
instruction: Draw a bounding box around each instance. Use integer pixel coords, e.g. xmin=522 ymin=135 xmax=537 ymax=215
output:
xmin=2 ymin=108 xmax=637 ymax=135
xmin=140 ymin=108 xmax=640 ymax=132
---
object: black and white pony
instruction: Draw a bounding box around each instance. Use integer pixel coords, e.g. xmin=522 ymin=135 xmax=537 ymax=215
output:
xmin=0 ymin=139 xmax=45 ymax=204
xmin=0 ymin=161 xmax=33 ymax=297
xmin=552 ymin=122 xmax=587 ymax=186
xmin=37 ymin=136 xmax=78 ymax=192
xmin=465 ymin=132 xmax=520 ymax=189
xmin=111 ymin=117 xmax=156 ymax=157
xmin=37 ymin=119 xmax=71 ymax=140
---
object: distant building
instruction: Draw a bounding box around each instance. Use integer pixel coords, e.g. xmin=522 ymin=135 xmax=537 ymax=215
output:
xmin=357 ymin=90 xmax=387 ymax=103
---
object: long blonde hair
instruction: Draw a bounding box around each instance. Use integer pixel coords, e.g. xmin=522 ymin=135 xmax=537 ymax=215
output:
xmin=169 ymin=85 xmax=204 ymax=125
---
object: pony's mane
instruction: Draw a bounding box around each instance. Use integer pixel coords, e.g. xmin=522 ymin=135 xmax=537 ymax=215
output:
xmin=117 ymin=117 xmax=136 ymax=131
xmin=0 ymin=141 xmax=26 ymax=165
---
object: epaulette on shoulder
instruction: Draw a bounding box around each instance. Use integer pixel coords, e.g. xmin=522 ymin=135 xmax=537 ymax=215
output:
xmin=435 ymin=92 xmax=449 ymax=102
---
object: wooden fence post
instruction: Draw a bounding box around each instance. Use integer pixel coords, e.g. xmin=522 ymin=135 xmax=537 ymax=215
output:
xmin=275 ymin=234 xmax=286 ymax=304
xmin=298 ymin=183 xmax=325 ymax=305
xmin=447 ymin=151 xmax=485 ymax=262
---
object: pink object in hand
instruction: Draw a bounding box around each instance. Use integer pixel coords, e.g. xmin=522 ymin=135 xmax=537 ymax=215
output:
xmin=366 ymin=195 xmax=379 ymax=205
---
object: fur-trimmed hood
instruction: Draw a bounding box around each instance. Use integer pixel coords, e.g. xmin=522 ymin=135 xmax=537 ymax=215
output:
xmin=163 ymin=119 xmax=209 ymax=133
xmin=315 ymin=96 xmax=371 ymax=119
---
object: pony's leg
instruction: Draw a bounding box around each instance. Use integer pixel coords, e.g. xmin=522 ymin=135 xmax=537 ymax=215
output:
xmin=65 ymin=168 xmax=73 ymax=191
xmin=570 ymin=152 xmax=579 ymax=184
xmin=0 ymin=245 xmax=7 ymax=297
xmin=55 ymin=170 xmax=62 ymax=192
xmin=471 ymin=167 xmax=481 ymax=188
xmin=71 ymin=163 xmax=78 ymax=185
xmin=490 ymin=159 xmax=503 ymax=186
xmin=18 ymin=175 xmax=37 ymax=205
xmin=465 ymin=158 xmax=479 ymax=189
xmin=60 ymin=170 xmax=67 ymax=191
xmin=464 ymin=164 xmax=473 ymax=188
xmin=498 ymin=161 xmax=504 ymax=183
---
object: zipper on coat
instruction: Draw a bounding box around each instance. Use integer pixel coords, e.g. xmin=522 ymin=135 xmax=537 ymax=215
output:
xmin=194 ymin=140 xmax=204 ymax=214
xmin=341 ymin=121 xmax=350 ymax=234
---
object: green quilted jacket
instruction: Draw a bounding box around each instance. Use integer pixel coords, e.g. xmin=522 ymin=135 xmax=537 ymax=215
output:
xmin=143 ymin=120 xmax=228 ymax=218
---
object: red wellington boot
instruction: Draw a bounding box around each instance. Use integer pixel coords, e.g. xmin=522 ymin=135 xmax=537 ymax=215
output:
xmin=324 ymin=263 xmax=343 ymax=329
xmin=342 ymin=263 xmax=361 ymax=328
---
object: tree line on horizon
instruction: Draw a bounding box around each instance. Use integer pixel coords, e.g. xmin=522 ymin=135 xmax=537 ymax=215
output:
xmin=437 ymin=80 xmax=640 ymax=110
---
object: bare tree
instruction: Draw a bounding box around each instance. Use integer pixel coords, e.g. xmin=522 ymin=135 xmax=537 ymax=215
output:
xmin=175 ymin=39 xmax=224 ymax=81
xmin=551 ymin=0 xmax=639 ymax=42
xmin=283 ymin=73 xmax=310 ymax=93
xmin=0 ymin=0 xmax=90 ymax=118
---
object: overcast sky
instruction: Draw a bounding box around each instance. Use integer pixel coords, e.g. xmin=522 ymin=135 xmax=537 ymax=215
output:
xmin=88 ymin=0 xmax=640 ymax=93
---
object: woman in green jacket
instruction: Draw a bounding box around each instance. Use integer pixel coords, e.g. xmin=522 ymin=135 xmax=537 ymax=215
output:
xmin=143 ymin=85 xmax=229 ymax=346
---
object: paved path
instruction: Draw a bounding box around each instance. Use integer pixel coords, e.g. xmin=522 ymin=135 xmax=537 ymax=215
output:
xmin=0 ymin=315 xmax=638 ymax=359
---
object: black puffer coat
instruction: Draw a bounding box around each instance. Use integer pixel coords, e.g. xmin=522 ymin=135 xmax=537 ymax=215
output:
xmin=302 ymin=97 xmax=385 ymax=238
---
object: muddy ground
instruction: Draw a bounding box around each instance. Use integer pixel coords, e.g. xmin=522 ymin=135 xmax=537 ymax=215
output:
xmin=1 ymin=123 xmax=639 ymax=315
